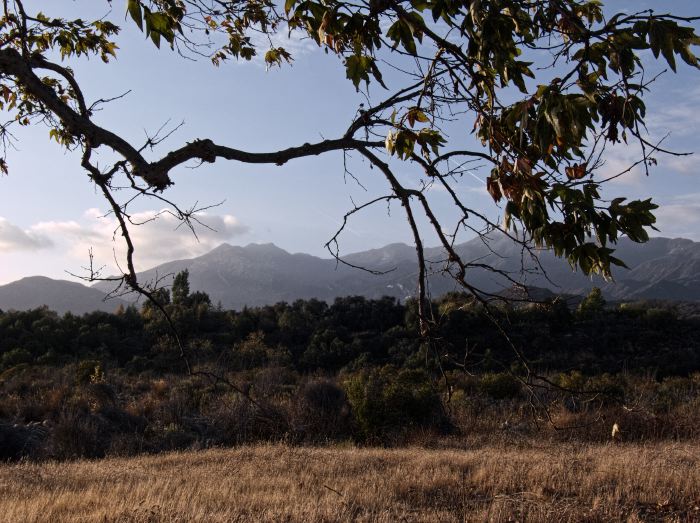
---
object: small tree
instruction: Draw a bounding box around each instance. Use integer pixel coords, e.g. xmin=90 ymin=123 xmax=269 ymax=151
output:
xmin=171 ymin=270 xmax=191 ymax=307
xmin=578 ymin=287 xmax=606 ymax=317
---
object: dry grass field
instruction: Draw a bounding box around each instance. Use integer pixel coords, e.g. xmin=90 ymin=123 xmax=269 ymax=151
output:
xmin=1 ymin=442 xmax=699 ymax=522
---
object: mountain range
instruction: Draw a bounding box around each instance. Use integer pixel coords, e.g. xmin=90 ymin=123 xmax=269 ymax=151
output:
xmin=1 ymin=235 xmax=698 ymax=314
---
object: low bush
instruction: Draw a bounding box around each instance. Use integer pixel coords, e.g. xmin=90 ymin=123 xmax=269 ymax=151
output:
xmin=478 ymin=372 xmax=521 ymax=400
xmin=292 ymin=379 xmax=352 ymax=442
xmin=0 ymin=421 xmax=48 ymax=460
xmin=344 ymin=367 xmax=446 ymax=442
xmin=0 ymin=348 xmax=32 ymax=370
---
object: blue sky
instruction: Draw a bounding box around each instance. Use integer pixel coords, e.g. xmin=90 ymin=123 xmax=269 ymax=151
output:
xmin=0 ymin=0 xmax=699 ymax=284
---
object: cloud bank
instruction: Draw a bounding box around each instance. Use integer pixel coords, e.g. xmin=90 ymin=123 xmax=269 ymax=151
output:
xmin=653 ymin=194 xmax=700 ymax=241
xmin=0 ymin=217 xmax=53 ymax=251
xmin=0 ymin=209 xmax=250 ymax=272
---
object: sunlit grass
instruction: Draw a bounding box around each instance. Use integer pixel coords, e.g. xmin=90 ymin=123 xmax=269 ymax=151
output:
xmin=2 ymin=441 xmax=699 ymax=522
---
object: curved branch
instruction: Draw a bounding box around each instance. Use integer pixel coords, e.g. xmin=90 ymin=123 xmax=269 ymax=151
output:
xmin=31 ymin=55 xmax=88 ymax=116
xmin=152 ymin=137 xmax=384 ymax=173
xmin=0 ymin=47 xmax=388 ymax=190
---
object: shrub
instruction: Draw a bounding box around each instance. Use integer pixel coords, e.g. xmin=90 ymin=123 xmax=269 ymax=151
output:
xmin=0 ymin=422 xmax=48 ymax=460
xmin=656 ymin=376 xmax=697 ymax=410
xmin=586 ymin=373 xmax=626 ymax=401
xmin=344 ymin=367 xmax=445 ymax=442
xmin=1 ymin=348 xmax=32 ymax=369
xmin=159 ymin=422 xmax=198 ymax=451
xmin=230 ymin=332 xmax=269 ymax=370
xmin=85 ymin=382 xmax=117 ymax=410
xmin=125 ymin=356 xmax=153 ymax=374
xmin=52 ymin=408 xmax=110 ymax=459
xmin=556 ymin=370 xmax=587 ymax=392
xmin=51 ymin=402 xmax=148 ymax=459
xmin=206 ymin=396 xmax=290 ymax=446
xmin=75 ymin=360 xmax=103 ymax=385
xmin=292 ymin=379 xmax=352 ymax=442
xmin=253 ymin=366 xmax=297 ymax=399
xmin=478 ymin=372 xmax=521 ymax=400
xmin=577 ymin=287 xmax=606 ymax=317
xmin=645 ymin=307 xmax=677 ymax=326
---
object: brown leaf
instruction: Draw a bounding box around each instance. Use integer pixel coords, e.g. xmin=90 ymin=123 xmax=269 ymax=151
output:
xmin=565 ymin=162 xmax=588 ymax=180
xmin=516 ymin=157 xmax=532 ymax=175
xmin=486 ymin=176 xmax=502 ymax=202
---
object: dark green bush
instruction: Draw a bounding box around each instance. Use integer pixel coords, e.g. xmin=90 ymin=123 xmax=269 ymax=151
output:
xmin=344 ymin=367 xmax=445 ymax=441
xmin=1 ymin=348 xmax=32 ymax=369
xmin=292 ymin=379 xmax=352 ymax=442
xmin=478 ymin=372 xmax=521 ymax=400
xmin=0 ymin=421 xmax=48 ymax=460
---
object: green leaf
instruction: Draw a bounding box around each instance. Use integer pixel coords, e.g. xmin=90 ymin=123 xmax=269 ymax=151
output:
xmin=345 ymin=55 xmax=365 ymax=90
xmin=609 ymin=256 xmax=629 ymax=269
xmin=146 ymin=12 xmax=170 ymax=34
xmin=345 ymin=55 xmax=380 ymax=90
xmin=127 ymin=0 xmax=143 ymax=31
xmin=240 ymin=47 xmax=256 ymax=60
xmin=410 ymin=0 xmax=429 ymax=11
xmin=387 ymin=19 xmax=417 ymax=55
xmin=150 ymin=30 xmax=161 ymax=48
xmin=264 ymin=47 xmax=292 ymax=68
xmin=144 ymin=11 xmax=175 ymax=47
xmin=368 ymin=59 xmax=388 ymax=89
xmin=661 ymin=27 xmax=677 ymax=71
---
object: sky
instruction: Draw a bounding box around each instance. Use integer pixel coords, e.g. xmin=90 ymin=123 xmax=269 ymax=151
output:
xmin=0 ymin=0 xmax=699 ymax=285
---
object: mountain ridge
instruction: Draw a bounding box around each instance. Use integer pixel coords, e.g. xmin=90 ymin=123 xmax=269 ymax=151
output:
xmin=94 ymin=235 xmax=700 ymax=309
xmin=2 ymin=235 xmax=699 ymax=313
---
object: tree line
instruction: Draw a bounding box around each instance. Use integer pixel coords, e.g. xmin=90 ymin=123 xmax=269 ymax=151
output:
xmin=2 ymin=271 xmax=699 ymax=377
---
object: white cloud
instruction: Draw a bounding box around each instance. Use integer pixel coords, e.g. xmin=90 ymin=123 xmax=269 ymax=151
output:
xmin=91 ymin=209 xmax=247 ymax=270
xmin=594 ymin=141 xmax=698 ymax=188
xmin=590 ymin=82 xmax=700 ymax=187
xmin=31 ymin=218 xmax=101 ymax=241
xmin=662 ymin=154 xmax=699 ymax=175
xmin=5 ymin=209 xmax=249 ymax=273
xmin=0 ymin=217 xmax=53 ymax=251
xmin=653 ymin=194 xmax=700 ymax=240
xmin=594 ymin=143 xmax=648 ymax=187
xmin=645 ymin=84 xmax=700 ymax=138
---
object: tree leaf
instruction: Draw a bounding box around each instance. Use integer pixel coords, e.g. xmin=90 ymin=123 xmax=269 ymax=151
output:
xmin=285 ymin=0 xmax=297 ymax=15
xmin=150 ymin=30 xmax=161 ymax=48
xmin=127 ymin=0 xmax=143 ymax=31
xmin=565 ymin=162 xmax=587 ymax=180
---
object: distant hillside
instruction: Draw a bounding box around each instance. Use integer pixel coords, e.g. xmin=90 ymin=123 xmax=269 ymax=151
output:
xmin=86 ymin=235 xmax=700 ymax=310
xmin=3 ymin=236 xmax=698 ymax=313
xmin=0 ymin=276 xmax=126 ymax=315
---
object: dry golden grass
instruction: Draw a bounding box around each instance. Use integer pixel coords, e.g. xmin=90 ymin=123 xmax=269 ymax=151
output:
xmin=1 ymin=442 xmax=699 ymax=522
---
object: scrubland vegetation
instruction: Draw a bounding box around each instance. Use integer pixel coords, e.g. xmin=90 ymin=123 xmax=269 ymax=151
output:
xmin=2 ymin=273 xmax=700 ymax=460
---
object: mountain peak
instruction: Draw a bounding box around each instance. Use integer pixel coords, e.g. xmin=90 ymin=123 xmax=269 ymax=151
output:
xmin=244 ymin=242 xmax=287 ymax=253
xmin=16 ymin=275 xmax=55 ymax=283
xmin=208 ymin=242 xmax=234 ymax=253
